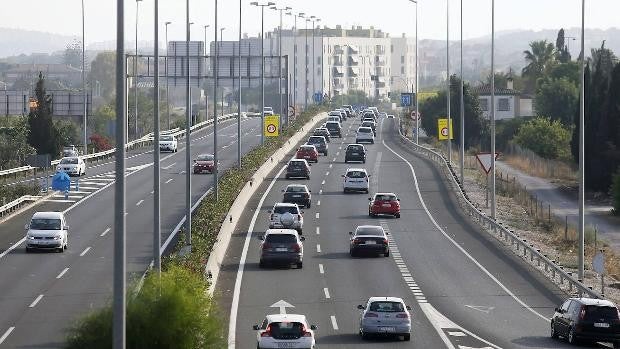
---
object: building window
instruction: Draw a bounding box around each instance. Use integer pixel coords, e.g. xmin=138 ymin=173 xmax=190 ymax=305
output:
xmin=480 ymin=98 xmax=489 ymax=111
xmin=294 ymin=44 xmax=297 ymax=53
xmin=498 ymin=98 xmax=510 ymax=111
xmin=401 ymin=55 xmax=405 ymax=64
xmin=317 ymin=57 xmax=321 ymax=64
xmin=391 ymin=45 xmax=394 ymax=53
xmin=401 ymin=66 xmax=405 ymax=74
xmin=317 ymin=68 xmax=321 ymax=76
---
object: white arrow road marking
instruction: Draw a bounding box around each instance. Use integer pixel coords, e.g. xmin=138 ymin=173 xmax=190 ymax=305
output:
xmin=270 ymin=300 xmax=295 ymax=315
xmin=464 ymin=305 xmax=495 ymax=314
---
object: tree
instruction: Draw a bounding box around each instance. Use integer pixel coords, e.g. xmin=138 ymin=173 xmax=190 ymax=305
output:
xmin=420 ymin=75 xmax=485 ymax=150
xmin=27 ymin=73 xmax=62 ymax=157
xmin=88 ymin=52 xmax=116 ymax=100
xmin=63 ymin=39 xmax=83 ymax=69
xmin=555 ymin=29 xmax=571 ymax=63
xmin=55 ymin=119 xmax=81 ymax=146
xmin=590 ymin=41 xmax=617 ymax=81
xmin=514 ymin=117 xmax=571 ymax=159
xmin=522 ymin=40 xmax=556 ymax=87
xmin=91 ymin=103 xmax=116 ymax=137
xmin=0 ymin=117 xmax=36 ymax=168
xmin=534 ymin=77 xmax=579 ymax=126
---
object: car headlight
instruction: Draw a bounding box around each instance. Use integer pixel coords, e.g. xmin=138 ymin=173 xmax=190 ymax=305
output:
xmin=56 ymin=166 xmax=61 ymax=171
xmin=27 ymin=235 xmax=36 ymax=240
xmin=53 ymin=235 xmax=63 ymax=240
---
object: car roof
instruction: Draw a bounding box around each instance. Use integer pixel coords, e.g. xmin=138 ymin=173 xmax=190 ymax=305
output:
xmin=571 ymin=298 xmax=617 ymax=307
xmin=32 ymin=211 xmax=64 ymax=219
xmin=309 ymin=135 xmax=325 ymax=139
xmin=265 ymin=314 xmax=307 ymax=323
xmin=368 ymin=296 xmax=405 ymax=303
xmin=61 ymin=156 xmax=80 ymax=161
xmin=325 ymin=121 xmax=340 ymax=124
xmin=374 ymin=192 xmax=397 ymax=196
xmin=347 ymin=143 xmax=364 ymax=147
xmin=356 ymin=225 xmax=383 ymax=230
xmin=289 ymin=158 xmax=308 ymax=162
xmin=273 ymin=202 xmax=300 ymax=208
xmin=358 ymin=126 xmax=373 ymax=130
xmin=265 ymin=228 xmax=299 ymax=236
xmin=346 ymin=168 xmax=367 ymax=172
xmin=286 ymin=184 xmax=308 ymax=189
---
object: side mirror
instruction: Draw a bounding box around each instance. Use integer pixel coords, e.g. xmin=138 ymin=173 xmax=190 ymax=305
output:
xmin=309 ymin=190 xmax=312 ymax=193
xmin=65 ymin=225 xmax=70 ymax=230
xmin=301 ymin=211 xmax=305 ymax=214
xmin=252 ymin=325 xmax=260 ymax=330
xmin=341 ymin=175 xmax=345 ymax=178
xmin=406 ymin=305 xmax=412 ymax=310
xmin=24 ymin=224 xmax=29 ymax=230
xmin=349 ymin=232 xmax=353 ymax=235
xmin=310 ymin=325 xmax=317 ymax=330
xmin=281 ymin=189 xmax=285 ymax=192
xmin=367 ymin=175 xmax=372 ymax=177
xmin=357 ymin=305 xmax=365 ymax=310
xmin=368 ymin=198 xmax=372 ymax=201
xmin=397 ymin=198 xmax=401 ymax=201
xmin=300 ymin=236 xmax=306 ymax=241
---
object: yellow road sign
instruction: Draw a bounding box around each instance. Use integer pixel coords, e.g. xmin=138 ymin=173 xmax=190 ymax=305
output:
xmin=437 ymin=118 xmax=453 ymax=140
xmin=264 ymin=115 xmax=280 ymax=137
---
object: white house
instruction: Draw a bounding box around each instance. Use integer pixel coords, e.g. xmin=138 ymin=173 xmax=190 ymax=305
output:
xmin=473 ymin=78 xmax=534 ymax=119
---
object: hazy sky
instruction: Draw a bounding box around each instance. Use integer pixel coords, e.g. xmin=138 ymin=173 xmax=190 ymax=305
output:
xmin=2 ymin=0 xmax=618 ymax=44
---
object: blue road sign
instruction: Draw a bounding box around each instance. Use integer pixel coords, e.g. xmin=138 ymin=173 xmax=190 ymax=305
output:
xmin=313 ymin=92 xmax=323 ymax=103
xmin=51 ymin=172 xmax=71 ymax=192
xmin=401 ymin=93 xmax=413 ymax=107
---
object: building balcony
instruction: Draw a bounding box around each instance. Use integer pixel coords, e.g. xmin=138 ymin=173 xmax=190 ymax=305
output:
xmin=333 ymin=48 xmax=344 ymax=55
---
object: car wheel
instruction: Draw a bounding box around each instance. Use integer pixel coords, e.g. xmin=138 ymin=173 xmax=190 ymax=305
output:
xmin=550 ymin=321 xmax=558 ymax=339
xmin=395 ymin=213 xmax=401 ymax=218
xmin=350 ymin=249 xmax=356 ymax=257
xmin=324 ymin=151 xmax=328 ymax=156
xmin=384 ymin=251 xmax=390 ymax=257
xmin=306 ymin=175 xmax=310 ymax=180
xmin=403 ymin=334 xmax=411 ymax=341
xmin=25 ymin=247 xmax=31 ymax=253
xmin=306 ymin=202 xmax=311 ymax=208
xmin=567 ymin=327 xmax=577 ymax=344
xmin=371 ymin=140 xmax=374 ymax=144
xmin=297 ymin=262 xmax=303 ymax=269
xmin=57 ymin=246 xmax=64 ymax=253
xmin=361 ymin=331 xmax=369 ymax=340
xmin=259 ymin=260 xmax=265 ymax=268
xmin=362 ymin=159 xmax=366 ymax=164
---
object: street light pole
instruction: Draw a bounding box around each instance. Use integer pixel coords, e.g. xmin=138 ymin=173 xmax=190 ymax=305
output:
xmin=214 ymin=0 xmax=219 ymax=201
xmin=165 ymin=21 xmax=171 ymax=130
xmin=286 ymin=12 xmax=298 ymax=116
xmin=577 ymin=0 xmax=585 ymax=281
xmin=153 ymin=0 xmax=161 ymax=276
xmin=409 ymin=0 xmax=419 ymax=144
xmin=250 ymin=2 xmax=275 ymax=145
xmin=270 ymin=5 xmax=291 ymax=125
xmin=135 ymin=0 xmax=142 ymax=140
xmin=184 ymin=0 xmax=192 ymax=247
xmin=220 ymin=27 xmax=226 ymax=119
xmin=237 ymin=0 xmax=242 ymax=169
xmin=310 ymin=16 xmax=318 ymax=104
xmin=446 ymin=0 xmax=452 ymax=164
xmin=459 ymin=0 xmax=465 ymax=188
xmin=490 ymin=0 xmax=497 ymax=220
xmin=81 ymin=0 xmax=87 ymax=155
xmin=303 ymin=15 xmax=309 ymax=110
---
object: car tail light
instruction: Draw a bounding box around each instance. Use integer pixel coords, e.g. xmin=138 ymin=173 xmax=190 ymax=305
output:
xmin=261 ymin=325 xmax=272 ymax=337
xmin=292 ymin=243 xmax=301 ymax=252
xmin=262 ymin=243 xmax=271 ymax=250
xmin=579 ymin=306 xmax=586 ymax=320
xmin=270 ymin=214 xmax=274 ymax=220
xmin=396 ymin=313 xmax=409 ymax=319
xmin=364 ymin=312 xmax=378 ymax=318
xmin=301 ymin=324 xmax=312 ymax=337
xmin=382 ymin=238 xmax=389 ymax=245
xmin=353 ymin=238 xmax=362 ymax=245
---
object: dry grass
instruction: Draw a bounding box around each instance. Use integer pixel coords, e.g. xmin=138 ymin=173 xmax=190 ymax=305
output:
xmin=504 ymin=155 xmax=577 ymax=184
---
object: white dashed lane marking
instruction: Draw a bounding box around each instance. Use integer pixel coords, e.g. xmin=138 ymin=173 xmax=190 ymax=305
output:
xmin=165 ymin=178 xmax=173 ymax=184
xmin=316 ymin=227 xmax=320 ymax=235
xmin=317 ymin=200 xmax=321 ymax=206
xmin=319 ymin=264 xmax=324 ymax=274
xmin=323 ymin=288 xmax=330 ymax=299
xmin=100 ymin=228 xmax=110 ymax=237
xmin=56 ymin=267 xmax=69 ymax=279
xmin=315 ymin=213 xmax=320 ymax=219
xmin=316 ymin=244 xmax=321 ymax=253
xmin=330 ymin=315 xmax=339 ymax=330
xmin=80 ymin=247 xmax=91 ymax=257
xmin=29 ymin=294 xmax=43 ymax=308
xmin=136 ymin=199 xmax=144 ymax=206
xmin=0 ymin=327 xmax=15 ymax=344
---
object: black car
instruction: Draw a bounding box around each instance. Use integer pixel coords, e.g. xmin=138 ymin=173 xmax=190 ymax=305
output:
xmin=285 ymin=159 xmax=311 ymax=179
xmin=307 ymin=135 xmax=328 ymax=155
xmin=282 ymin=184 xmax=312 ymax=208
xmin=259 ymin=230 xmax=305 ymax=268
xmin=345 ymin=144 xmax=366 ymax=163
xmin=349 ymin=225 xmax=389 ymax=257
xmin=325 ymin=121 xmax=342 ymax=138
xmin=551 ymin=297 xmax=620 ymax=345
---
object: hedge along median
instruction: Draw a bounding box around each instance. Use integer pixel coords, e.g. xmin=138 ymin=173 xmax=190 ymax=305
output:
xmin=164 ymin=105 xmax=328 ymax=277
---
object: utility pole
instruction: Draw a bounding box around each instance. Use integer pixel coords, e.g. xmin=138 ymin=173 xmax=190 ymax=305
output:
xmin=153 ymin=0 xmax=161 ymax=276
xmin=81 ymin=0 xmax=87 ymax=155
xmin=165 ymin=21 xmax=171 ymax=130
xmin=490 ymin=0 xmax=497 ymax=220
xmin=270 ymin=5 xmax=291 ymax=125
xmin=135 ymin=0 xmax=142 ymax=139
xmin=409 ymin=0 xmax=419 ymax=144
xmin=286 ymin=12 xmax=299 ymax=117
xmin=446 ymin=0 xmax=452 ymax=164
xmin=577 ymin=0 xmax=586 ymax=281
xmin=214 ymin=0 xmax=219 ymax=201
xmin=237 ymin=0 xmax=242 ymax=169
xmin=459 ymin=0 xmax=465 ymax=187
xmin=310 ymin=16 xmax=318 ymax=105
xmin=184 ymin=0 xmax=192 ymax=247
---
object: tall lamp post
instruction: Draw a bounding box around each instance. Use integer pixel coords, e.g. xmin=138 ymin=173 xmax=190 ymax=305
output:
xmin=184 ymin=1 xmax=192 ymax=247
xmin=408 ymin=0 xmax=419 ymax=144
xmin=237 ymin=0 xmax=242 ymax=168
xmin=310 ymin=16 xmax=318 ymax=104
xmin=214 ymin=0 xmax=220 ymax=200
xmin=300 ymin=13 xmax=309 ymax=110
xmin=135 ymin=0 xmax=142 ymax=140
xmin=203 ymin=24 xmax=210 ymax=121
xmin=81 ymin=0 xmax=87 ymax=155
xmin=285 ymin=11 xmax=299 ymax=117
xmin=250 ymin=1 xmax=275 ymax=145
xmin=220 ymin=27 xmax=226 ymax=117
xmin=490 ymin=0 xmax=497 ymax=220
xmin=446 ymin=0 xmax=451 ymax=164
xmin=153 ymin=0 xmax=161 ymax=276
xmin=459 ymin=0 xmax=465 ymax=187
xmin=577 ymin=0 xmax=586 ymax=281
xmin=270 ymin=5 xmax=291 ymax=124
xmin=165 ymin=21 xmax=172 ymax=130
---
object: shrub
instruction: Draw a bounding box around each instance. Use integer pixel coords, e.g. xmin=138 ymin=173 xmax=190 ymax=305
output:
xmin=612 ymin=168 xmax=620 ymax=215
xmin=65 ymin=266 xmax=224 ymax=349
xmin=513 ymin=117 xmax=571 ymax=159
xmin=89 ymin=133 xmax=112 ymax=152
xmin=0 ymin=183 xmax=40 ymax=202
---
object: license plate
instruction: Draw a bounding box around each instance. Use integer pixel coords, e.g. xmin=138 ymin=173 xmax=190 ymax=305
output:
xmin=378 ymin=327 xmax=395 ymax=332
xmin=351 ymin=152 xmax=358 ymax=155
xmin=277 ymin=343 xmax=294 ymax=348
xmin=594 ymin=322 xmax=610 ymax=328
xmin=292 ymin=195 xmax=302 ymax=198
xmin=382 ymin=204 xmax=391 ymax=207
xmin=276 ymin=247 xmax=288 ymax=252
xmin=365 ymin=240 xmax=376 ymax=245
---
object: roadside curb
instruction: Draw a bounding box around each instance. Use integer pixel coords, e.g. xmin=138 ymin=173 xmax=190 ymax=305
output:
xmin=205 ymin=112 xmax=327 ymax=295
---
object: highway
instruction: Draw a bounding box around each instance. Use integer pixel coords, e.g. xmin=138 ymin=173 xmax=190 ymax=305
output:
xmin=217 ymin=116 xmax=608 ymax=348
xmin=0 ymin=116 xmax=262 ymax=347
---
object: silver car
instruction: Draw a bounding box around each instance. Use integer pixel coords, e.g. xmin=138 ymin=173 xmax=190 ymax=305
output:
xmin=358 ymin=297 xmax=412 ymax=341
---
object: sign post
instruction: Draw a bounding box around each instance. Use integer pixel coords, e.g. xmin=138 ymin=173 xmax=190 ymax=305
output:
xmin=593 ymin=251 xmax=605 ymax=295
xmin=475 ymin=152 xmax=500 ymax=208
xmin=264 ymin=114 xmax=280 ymax=137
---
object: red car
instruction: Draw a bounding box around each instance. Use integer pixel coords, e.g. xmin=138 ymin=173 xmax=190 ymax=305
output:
xmin=193 ymin=153 xmax=215 ymax=174
xmin=296 ymin=145 xmax=319 ymax=163
xmin=368 ymin=192 xmax=401 ymax=218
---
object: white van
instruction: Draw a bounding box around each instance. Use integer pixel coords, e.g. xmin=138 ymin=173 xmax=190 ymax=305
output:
xmin=25 ymin=212 xmax=69 ymax=253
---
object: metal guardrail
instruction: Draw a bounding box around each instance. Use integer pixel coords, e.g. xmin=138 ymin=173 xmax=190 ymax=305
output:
xmin=397 ymin=119 xmax=602 ymax=299
xmin=0 ymin=195 xmax=41 ymax=218
xmin=0 ymin=115 xmax=236 ymax=179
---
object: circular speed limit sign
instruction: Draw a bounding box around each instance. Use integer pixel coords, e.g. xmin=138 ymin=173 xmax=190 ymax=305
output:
xmin=267 ymin=124 xmax=277 ymax=133
xmin=440 ymin=127 xmax=449 ymax=137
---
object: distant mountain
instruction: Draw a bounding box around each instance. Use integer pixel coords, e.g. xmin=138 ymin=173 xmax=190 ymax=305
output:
xmin=0 ymin=27 xmax=76 ymax=57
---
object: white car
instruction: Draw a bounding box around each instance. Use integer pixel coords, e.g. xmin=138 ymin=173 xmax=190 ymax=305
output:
xmin=356 ymin=127 xmax=375 ymax=144
xmin=254 ymin=314 xmax=317 ymax=349
xmin=25 ymin=211 xmax=69 ymax=253
xmin=358 ymin=296 xmax=412 ymax=341
xmin=264 ymin=106 xmax=274 ymax=116
xmin=343 ymin=168 xmax=370 ymax=193
xmin=159 ymin=135 xmax=178 ymax=152
xmin=56 ymin=156 xmax=86 ymax=176
xmin=268 ymin=202 xmax=304 ymax=233
xmin=327 ymin=115 xmax=341 ymax=123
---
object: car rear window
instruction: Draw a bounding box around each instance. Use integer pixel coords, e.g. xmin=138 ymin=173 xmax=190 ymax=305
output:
xmin=286 ymin=186 xmax=306 ymax=193
xmin=375 ymin=195 xmax=397 ymax=201
xmin=197 ymin=154 xmax=214 ymax=161
xmin=30 ymin=218 xmax=62 ymax=230
xmin=583 ymin=305 xmax=619 ymax=321
xmin=299 ymin=146 xmax=315 ymax=152
xmin=160 ymin=136 xmax=173 ymax=141
xmin=326 ymin=122 xmax=339 ymax=129
xmin=359 ymin=128 xmax=372 ymax=133
xmin=268 ymin=321 xmax=304 ymax=340
xmin=274 ymin=206 xmax=299 ymax=214
xmin=289 ymin=161 xmax=305 ymax=168
xmin=369 ymin=301 xmax=405 ymax=312
xmin=308 ymin=137 xmax=324 ymax=143
xmin=60 ymin=158 xmax=79 ymax=164
xmin=265 ymin=234 xmax=298 ymax=244
xmin=356 ymin=226 xmax=384 ymax=236
xmin=346 ymin=171 xmax=367 ymax=178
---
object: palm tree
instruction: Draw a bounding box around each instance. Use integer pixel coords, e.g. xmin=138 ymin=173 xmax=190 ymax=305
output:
xmin=522 ymin=40 xmax=556 ymax=80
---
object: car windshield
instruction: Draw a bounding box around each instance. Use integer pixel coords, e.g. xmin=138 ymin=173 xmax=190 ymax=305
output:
xmin=60 ymin=158 xmax=78 ymax=164
xmin=346 ymin=171 xmax=367 ymax=178
xmin=268 ymin=321 xmax=304 ymax=340
xmin=359 ymin=128 xmax=372 ymax=133
xmin=274 ymin=206 xmax=300 ymax=214
xmin=196 ymin=154 xmax=214 ymax=161
xmin=583 ymin=305 xmax=619 ymax=321
xmin=369 ymin=301 xmax=405 ymax=312
xmin=286 ymin=186 xmax=306 ymax=193
xmin=30 ymin=218 xmax=62 ymax=230
xmin=375 ymin=194 xmax=397 ymax=201
xmin=265 ymin=234 xmax=297 ymax=243
xmin=356 ymin=226 xmax=384 ymax=236
xmin=160 ymin=136 xmax=173 ymax=141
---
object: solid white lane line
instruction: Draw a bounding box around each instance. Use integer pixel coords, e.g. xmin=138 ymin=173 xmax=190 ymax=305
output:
xmin=56 ymin=268 xmax=69 ymax=279
xmin=319 ymin=264 xmax=324 ymax=274
xmin=0 ymin=327 xmax=15 ymax=344
xmin=323 ymin=288 xmax=330 ymax=299
xmin=80 ymin=247 xmax=91 ymax=257
xmin=29 ymin=294 xmax=43 ymax=308
xmin=330 ymin=315 xmax=339 ymax=330
xmin=316 ymin=244 xmax=321 ymax=253
xmin=136 ymin=199 xmax=144 ymax=206
xmin=165 ymin=178 xmax=173 ymax=184
xmin=315 ymin=212 xmax=320 ymax=219
xmin=0 ymin=238 xmax=25 ymax=259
